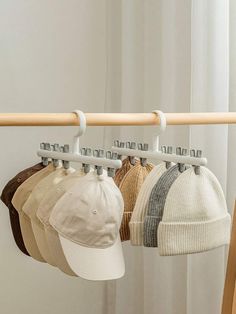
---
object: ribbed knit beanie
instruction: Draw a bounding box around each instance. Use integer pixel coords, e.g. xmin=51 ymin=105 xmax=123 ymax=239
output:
xmin=114 ymin=158 xmax=137 ymax=187
xmin=129 ymin=163 xmax=167 ymax=246
xmin=143 ymin=164 xmax=182 ymax=247
xmin=119 ymin=162 xmax=154 ymax=241
xmin=158 ymin=166 xmax=231 ymax=256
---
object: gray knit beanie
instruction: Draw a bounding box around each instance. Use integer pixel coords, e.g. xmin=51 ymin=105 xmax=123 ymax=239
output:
xmin=143 ymin=164 xmax=182 ymax=247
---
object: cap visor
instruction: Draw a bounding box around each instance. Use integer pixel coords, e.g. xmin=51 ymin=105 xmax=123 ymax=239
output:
xmin=60 ymin=235 xmax=125 ymax=281
xmin=45 ymin=227 xmax=76 ymax=276
xmin=31 ymin=221 xmax=56 ymax=266
xmin=19 ymin=213 xmax=45 ymax=262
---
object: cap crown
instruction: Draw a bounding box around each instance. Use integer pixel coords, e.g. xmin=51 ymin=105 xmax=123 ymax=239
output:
xmin=49 ymin=171 xmax=124 ymax=249
xmin=37 ymin=169 xmax=85 ymax=226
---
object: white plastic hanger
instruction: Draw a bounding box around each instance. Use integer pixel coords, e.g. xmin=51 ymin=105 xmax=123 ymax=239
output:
xmin=111 ymin=110 xmax=207 ymax=167
xmin=37 ymin=110 xmax=122 ymax=170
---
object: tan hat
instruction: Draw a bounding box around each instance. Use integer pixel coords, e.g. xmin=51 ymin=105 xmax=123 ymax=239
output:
xmin=49 ymin=171 xmax=125 ymax=281
xmin=114 ymin=158 xmax=137 ymax=187
xmin=119 ymin=162 xmax=154 ymax=241
xmin=12 ymin=163 xmax=56 ymax=262
xmin=22 ymin=167 xmax=75 ymax=267
xmin=37 ymin=169 xmax=86 ymax=276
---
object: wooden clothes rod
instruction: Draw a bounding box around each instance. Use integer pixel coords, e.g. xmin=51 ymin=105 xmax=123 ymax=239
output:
xmin=0 ymin=112 xmax=235 ymax=126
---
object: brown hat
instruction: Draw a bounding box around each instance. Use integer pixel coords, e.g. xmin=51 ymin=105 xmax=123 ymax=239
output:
xmin=0 ymin=163 xmax=45 ymax=256
xmin=119 ymin=162 xmax=154 ymax=241
xmin=114 ymin=158 xmax=137 ymax=187
xmin=12 ymin=163 xmax=55 ymax=262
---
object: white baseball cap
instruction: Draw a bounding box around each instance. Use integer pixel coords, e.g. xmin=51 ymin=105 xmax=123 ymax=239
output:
xmin=49 ymin=170 xmax=125 ymax=281
xmin=37 ymin=168 xmax=86 ymax=276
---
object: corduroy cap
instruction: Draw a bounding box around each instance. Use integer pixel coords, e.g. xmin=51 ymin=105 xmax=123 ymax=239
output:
xmin=114 ymin=158 xmax=137 ymax=187
xmin=37 ymin=169 xmax=85 ymax=276
xmin=1 ymin=163 xmax=45 ymax=256
xmin=158 ymin=166 xmax=231 ymax=256
xmin=12 ymin=163 xmax=56 ymax=262
xmin=22 ymin=166 xmax=75 ymax=267
xmin=49 ymin=171 xmax=125 ymax=281
xmin=129 ymin=163 xmax=167 ymax=246
xmin=143 ymin=164 xmax=182 ymax=247
xmin=119 ymin=162 xmax=154 ymax=241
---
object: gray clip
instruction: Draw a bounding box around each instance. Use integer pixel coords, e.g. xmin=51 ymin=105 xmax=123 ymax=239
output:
xmin=40 ymin=142 xmax=48 ymax=166
xmin=106 ymin=151 xmax=117 ymax=177
xmin=195 ymin=150 xmax=202 ymax=175
xmin=95 ymin=149 xmax=104 ymax=175
xmin=161 ymin=145 xmax=172 ymax=169
xmin=51 ymin=143 xmax=60 ymax=167
xmin=44 ymin=143 xmax=51 ymax=166
xmin=62 ymin=144 xmax=70 ymax=169
xmin=84 ymin=148 xmax=92 ymax=173
xmin=138 ymin=143 xmax=148 ymax=167
xmin=114 ymin=140 xmax=125 ymax=160
xmin=126 ymin=141 xmax=136 ymax=165
xmin=176 ymin=147 xmax=185 ymax=173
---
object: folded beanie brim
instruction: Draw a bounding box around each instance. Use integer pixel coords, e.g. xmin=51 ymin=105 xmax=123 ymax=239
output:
xmin=120 ymin=212 xmax=132 ymax=241
xmin=129 ymin=221 xmax=143 ymax=246
xmin=158 ymin=214 xmax=231 ymax=256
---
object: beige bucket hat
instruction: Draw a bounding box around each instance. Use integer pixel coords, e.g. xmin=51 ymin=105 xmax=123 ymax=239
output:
xmin=37 ymin=169 xmax=86 ymax=276
xmin=22 ymin=167 xmax=75 ymax=267
xmin=11 ymin=163 xmax=56 ymax=262
xmin=49 ymin=171 xmax=125 ymax=281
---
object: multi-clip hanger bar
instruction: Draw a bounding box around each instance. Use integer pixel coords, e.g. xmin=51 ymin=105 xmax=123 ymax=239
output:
xmin=111 ymin=145 xmax=207 ymax=167
xmin=37 ymin=148 xmax=122 ymax=169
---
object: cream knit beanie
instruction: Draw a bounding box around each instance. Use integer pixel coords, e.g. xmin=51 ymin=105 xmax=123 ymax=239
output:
xmin=158 ymin=166 xmax=231 ymax=256
xmin=129 ymin=163 xmax=167 ymax=246
xmin=143 ymin=164 xmax=182 ymax=247
xmin=119 ymin=162 xmax=154 ymax=241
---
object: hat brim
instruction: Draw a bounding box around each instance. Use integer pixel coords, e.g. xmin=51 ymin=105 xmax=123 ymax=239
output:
xmin=45 ymin=227 xmax=76 ymax=276
xmin=31 ymin=220 xmax=56 ymax=266
xmin=19 ymin=213 xmax=45 ymax=262
xmin=59 ymin=235 xmax=125 ymax=281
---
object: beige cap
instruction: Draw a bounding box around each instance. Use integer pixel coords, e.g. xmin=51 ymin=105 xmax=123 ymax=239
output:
xmin=22 ymin=167 xmax=75 ymax=267
xmin=129 ymin=163 xmax=167 ymax=246
xmin=12 ymin=163 xmax=55 ymax=262
xmin=37 ymin=169 xmax=86 ymax=276
xmin=49 ymin=171 xmax=125 ymax=281
xmin=119 ymin=162 xmax=154 ymax=241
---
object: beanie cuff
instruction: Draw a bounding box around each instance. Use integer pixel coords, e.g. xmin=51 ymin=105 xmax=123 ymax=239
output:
xmin=129 ymin=221 xmax=144 ymax=246
xmin=143 ymin=216 xmax=161 ymax=247
xmin=158 ymin=214 xmax=231 ymax=256
xmin=120 ymin=212 xmax=132 ymax=241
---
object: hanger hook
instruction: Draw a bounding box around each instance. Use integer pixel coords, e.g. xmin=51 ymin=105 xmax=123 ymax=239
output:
xmin=73 ymin=110 xmax=86 ymax=154
xmin=152 ymin=110 xmax=166 ymax=151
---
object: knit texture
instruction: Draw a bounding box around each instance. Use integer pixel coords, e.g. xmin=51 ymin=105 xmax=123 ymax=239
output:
xmin=129 ymin=163 xmax=167 ymax=246
xmin=119 ymin=162 xmax=154 ymax=241
xmin=114 ymin=158 xmax=137 ymax=187
xmin=143 ymin=165 xmax=181 ymax=247
xmin=158 ymin=166 xmax=231 ymax=256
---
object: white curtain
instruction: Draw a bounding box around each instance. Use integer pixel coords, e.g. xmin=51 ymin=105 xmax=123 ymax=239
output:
xmin=0 ymin=1 xmax=235 ymax=314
